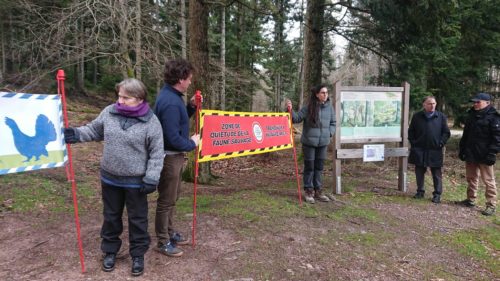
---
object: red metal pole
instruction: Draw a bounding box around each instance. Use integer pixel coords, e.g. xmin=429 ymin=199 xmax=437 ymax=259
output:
xmin=57 ymin=69 xmax=86 ymax=273
xmin=288 ymin=106 xmax=303 ymax=206
xmin=192 ymin=90 xmax=202 ymax=246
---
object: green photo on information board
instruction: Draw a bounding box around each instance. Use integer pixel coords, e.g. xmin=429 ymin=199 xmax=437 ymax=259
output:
xmin=340 ymin=91 xmax=402 ymax=141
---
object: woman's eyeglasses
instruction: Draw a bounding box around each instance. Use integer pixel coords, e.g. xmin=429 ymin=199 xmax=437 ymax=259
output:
xmin=118 ymin=95 xmax=136 ymax=101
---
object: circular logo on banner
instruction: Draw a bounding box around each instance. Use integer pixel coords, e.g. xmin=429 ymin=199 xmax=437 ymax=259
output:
xmin=252 ymin=122 xmax=263 ymax=143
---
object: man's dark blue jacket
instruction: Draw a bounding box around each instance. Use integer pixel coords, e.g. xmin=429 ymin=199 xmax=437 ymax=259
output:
xmin=154 ymin=84 xmax=196 ymax=152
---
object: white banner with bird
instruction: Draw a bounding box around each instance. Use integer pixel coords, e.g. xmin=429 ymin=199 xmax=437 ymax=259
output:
xmin=0 ymin=92 xmax=67 ymax=174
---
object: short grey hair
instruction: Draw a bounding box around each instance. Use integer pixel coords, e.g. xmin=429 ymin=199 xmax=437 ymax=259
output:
xmin=115 ymin=78 xmax=148 ymax=101
xmin=422 ymin=96 xmax=436 ymax=103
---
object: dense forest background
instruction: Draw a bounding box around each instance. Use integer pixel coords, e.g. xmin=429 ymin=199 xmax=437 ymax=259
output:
xmin=1 ymin=0 xmax=500 ymax=122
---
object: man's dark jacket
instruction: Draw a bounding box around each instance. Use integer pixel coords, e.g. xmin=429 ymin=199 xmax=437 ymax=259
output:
xmin=459 ymin=105 xmax=500 ymax=163
xmin=408 ymin=110 xmax=450 ymax=167
xmin=153 ymin=84 xmax=196 ymax=152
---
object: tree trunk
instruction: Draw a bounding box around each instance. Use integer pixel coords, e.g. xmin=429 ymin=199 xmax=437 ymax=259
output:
xmin=154 ymin=0 xmax=162 ymax=89
xmin=220 ymin=5 xmax=226 ymax=110
xmin=0 ymin=19 xmax=5 ymax=81
xmin=135 ymin=0 xmax=142 ymax=80
xmin=74 ymin=18 xmax=85 ymax=94
xmin=79 ymin=52 xmax=85 ymax=91
xmin=297 ymin=0 xmax=305 ymax=109
xmin=93 ymin=59 xmax=98 ymax=86
xmin=236 ymin=2 xmax=244 ymax=70
xmin=274 ymin=0 xmax=284 ymax=111
xmin=8 ymin=14 xmax=16 ymax=73
xmin=116 ymin=0 xmax=132 ymax=78
xmin=180 ymin=0 xmax=187 ymax=59
xmin=303 ymin=0 xmax=325 ymax=95
xmin=187 ymin=0 xmax=213 ymax=184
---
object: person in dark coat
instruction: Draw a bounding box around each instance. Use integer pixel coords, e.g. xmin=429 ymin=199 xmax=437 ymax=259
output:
xmin=408 ymin=96 xmax=450 ymax=203
xmin=153 ymin=58 xmax=201 ymax=257
xmin=457 ymin=92 xmax=500 ymax=216
xmin=285 ymin=85 xmax=336 ymax=204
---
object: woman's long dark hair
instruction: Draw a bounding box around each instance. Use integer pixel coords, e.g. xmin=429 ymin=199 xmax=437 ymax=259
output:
xmin=307 ymin=84 xmax=326 ymax=127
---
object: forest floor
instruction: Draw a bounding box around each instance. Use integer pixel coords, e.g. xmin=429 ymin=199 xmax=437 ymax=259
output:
xmin=0 ymin=97 xmax=498 ymax=281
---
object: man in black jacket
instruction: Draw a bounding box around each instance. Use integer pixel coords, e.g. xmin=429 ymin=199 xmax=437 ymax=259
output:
xmin=408 ymin=96 xmax=450 ymax=203
xmin=458 ymin=93 xmax=500 ymax=216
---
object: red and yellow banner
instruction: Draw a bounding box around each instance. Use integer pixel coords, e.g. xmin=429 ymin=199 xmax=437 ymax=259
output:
xmin=198 ymin=110 xmax=293 ymax=162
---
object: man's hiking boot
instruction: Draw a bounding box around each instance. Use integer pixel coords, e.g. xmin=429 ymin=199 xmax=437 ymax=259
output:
xmin=131 ymin=256 xmax=144 ymax=276
xmin=155 ymin=241 xmax=183 ymax=257
xmin=314 ymin=189 xmax=330 ymax=202
xmin=171 ymin=232 xmax=189 ymax=246
xmin=456 ymin=199 xmax=475 ymax=208
xmin=304 ymin=189 xmax=315 ymax=204
xmin=413 ymin=192 xmax=424 ymax=199
xmin=325 ymin=193 xmax=336 ymax=201
xmin=102 ymin=253 xmax=116 ymax=272
xmin=481 ymin=205 xmax=496 ymax=216
xmin=431 ymin=195 xmax=441 ymax=204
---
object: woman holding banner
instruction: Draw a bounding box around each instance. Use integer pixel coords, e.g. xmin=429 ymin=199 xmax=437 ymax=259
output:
xmin=64 ymin=78 xmax=164 ymax=276
xmin=286 ymin=85 xmax=336 ymax=204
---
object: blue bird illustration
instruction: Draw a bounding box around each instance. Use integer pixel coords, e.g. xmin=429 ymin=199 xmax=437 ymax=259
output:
xmin=4 ymin=114 xmax=57 ymax=162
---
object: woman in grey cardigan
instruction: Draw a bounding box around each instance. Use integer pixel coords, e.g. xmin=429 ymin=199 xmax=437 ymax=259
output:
xmin=286 ymin=85 xmax=336 ymax=204
xmin=64 ymin=78 xmax=164 ymax=277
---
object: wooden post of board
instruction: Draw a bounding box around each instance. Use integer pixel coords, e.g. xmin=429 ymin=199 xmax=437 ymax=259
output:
xmin=332 ymin=81 xmax=342 ymax=194
xmin=398 ymin=81 xmax=410 ymax=191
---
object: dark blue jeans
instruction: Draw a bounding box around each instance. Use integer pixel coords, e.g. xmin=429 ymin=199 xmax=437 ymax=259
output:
xmin=302 ymin=145 xmax=328 ymax=190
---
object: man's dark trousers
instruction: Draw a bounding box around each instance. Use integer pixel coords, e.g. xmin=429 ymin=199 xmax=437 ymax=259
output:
xmin=415 ymin=166 xmax=443 ymax=196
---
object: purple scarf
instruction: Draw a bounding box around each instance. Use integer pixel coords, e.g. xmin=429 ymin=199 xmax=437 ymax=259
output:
xmin=115 ymin=101 xmax=150 ymax=117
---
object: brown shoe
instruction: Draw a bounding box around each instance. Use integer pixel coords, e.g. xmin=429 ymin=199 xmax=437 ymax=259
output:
xmin=481 ymin=205 xmax=496 ymax=216
xmin=304 ymin=189 xmax=315 ymax=204
xmin=325 ymin=193 xmax=336 ymax=201
xmin=456 ymin=199 xmax=475 ymax=208
xmin=314 ymin=189 xmax=330 ymax=202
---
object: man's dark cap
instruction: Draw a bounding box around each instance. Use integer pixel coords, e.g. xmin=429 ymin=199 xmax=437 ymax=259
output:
xmin=470 ymin=92 xmax=491 ymax=102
